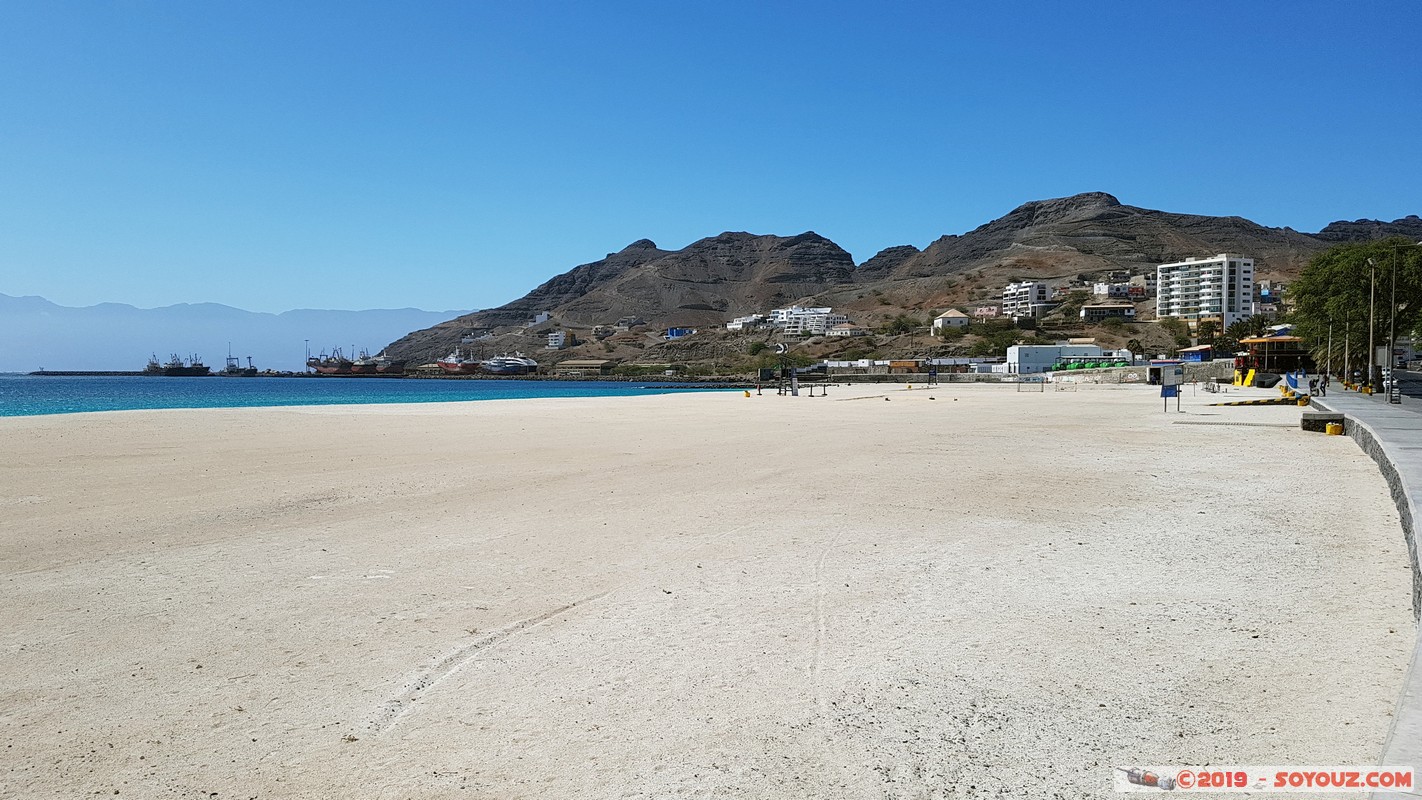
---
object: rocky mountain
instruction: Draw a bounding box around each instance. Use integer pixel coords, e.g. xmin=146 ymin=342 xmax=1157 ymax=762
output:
xmin=384 ymin=192 xmax=1419 ymax=364
xmin=1315 ymin=215 xmax=1422 ymax=243
xmin=385 ymin=232 xmax=856 ymax=362
xmin=870 ymin=192 xmax=1330 ymax=283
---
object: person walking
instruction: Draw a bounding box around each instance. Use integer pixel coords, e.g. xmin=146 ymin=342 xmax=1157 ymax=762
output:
xmin=1320 ymin=373 xmax=1329 ymax=396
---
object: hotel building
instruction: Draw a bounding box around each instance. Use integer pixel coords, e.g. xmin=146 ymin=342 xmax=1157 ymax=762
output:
xmin=1156 ymin=254 xmax=1255 ymax=329
xmin=1001 ymin=281 xmax=1053 ymax=319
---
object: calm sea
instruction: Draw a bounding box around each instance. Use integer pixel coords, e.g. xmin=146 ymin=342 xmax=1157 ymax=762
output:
xmin=0 ymin=374 xmax=715 ymax=418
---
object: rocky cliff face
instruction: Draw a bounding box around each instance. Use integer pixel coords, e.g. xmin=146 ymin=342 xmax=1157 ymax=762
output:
xmin=385 ymin=193 xmax=1418 ymax=364
xmin=553 ymin=231 xmax=855 ymax=327
xmin=1315 ymin=215 xmax=1422 ymax=243
xmin=878 ymin=192 xmax=1330 ymax=281
xmin=383 ymin=232 xmax=856 ymax=363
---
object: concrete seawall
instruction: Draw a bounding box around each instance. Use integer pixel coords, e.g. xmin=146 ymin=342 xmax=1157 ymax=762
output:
xmin=1311 ymin=394 xmax=1422 ymax=798
xmin=1047 ymin=359 xmax=1236 ymax=384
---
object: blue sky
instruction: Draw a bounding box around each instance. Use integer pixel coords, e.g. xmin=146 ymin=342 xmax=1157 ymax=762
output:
xmin=2 ymin=1 xmax=1418 ymax=313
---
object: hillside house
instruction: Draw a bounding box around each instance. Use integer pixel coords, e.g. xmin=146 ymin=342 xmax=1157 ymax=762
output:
xmin=932 ymin=309 xmax=970 ymax=331
xmin=1080 ymin=303 xmax=1136 ymax=322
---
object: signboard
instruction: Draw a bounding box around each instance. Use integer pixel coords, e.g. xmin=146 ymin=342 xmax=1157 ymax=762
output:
xmin=1160 ymin=380 xmax=1182 ymax=412
xmin=1161 ymin=366 xmax=1184 ymax=387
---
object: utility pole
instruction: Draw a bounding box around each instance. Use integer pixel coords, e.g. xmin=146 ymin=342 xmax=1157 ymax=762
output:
xmin=1368 ymin=257 xmax=1377 ymax=392
xmin=1326 ymin=316 xmax=1333 ymax=378
xmin=1343 ymin=309 xmax=1350 ymax=382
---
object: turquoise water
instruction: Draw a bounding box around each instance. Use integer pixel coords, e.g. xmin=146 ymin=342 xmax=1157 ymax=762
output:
xmin=0 ymin=375 xmax=713 ymax=417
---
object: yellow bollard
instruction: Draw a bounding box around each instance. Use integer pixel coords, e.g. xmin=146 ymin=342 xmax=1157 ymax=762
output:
xmin=1326 ymin=422 xmax=1344 ymax=436
xmin=744 ymin=390 xmax=750 ymax=397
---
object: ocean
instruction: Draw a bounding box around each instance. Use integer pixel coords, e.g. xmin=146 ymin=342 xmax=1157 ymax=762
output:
xmin=0 ymin=374 xmax=718 ymax=417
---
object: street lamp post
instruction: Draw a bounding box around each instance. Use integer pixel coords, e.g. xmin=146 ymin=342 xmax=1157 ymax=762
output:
xmin=1344 ymin=308 xmax=1351 ymax=383
xmin=1368 ymin=257 xmax=1378 ymax=392
xmin=1326 ymin=316 xmax=1333 ymax=378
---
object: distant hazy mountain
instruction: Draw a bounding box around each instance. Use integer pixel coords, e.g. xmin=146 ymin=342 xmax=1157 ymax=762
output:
xmin=0 ymin=296 xmax=471 ymax=372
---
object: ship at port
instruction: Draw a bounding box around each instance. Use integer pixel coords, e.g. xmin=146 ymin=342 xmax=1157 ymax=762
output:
xmin=147 ymin=353 xmax=211 ymax=377
xmin=351 ymin=349 xmax=406 ymax=376
xmin=307 ymin=347 xmax=355 ymax=375
xmin=480 ymin=353 xmax=539 ymax=375
xmin=220 ymin=347 xmax=259 ymax=377
xmin=216 ymin=344 xmax=259 ymax=377
xmin=436 ymin=347 xmax=481 ymax=375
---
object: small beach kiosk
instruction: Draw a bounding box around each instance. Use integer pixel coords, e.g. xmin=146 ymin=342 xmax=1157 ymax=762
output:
xmin=1177 ymin=344 xmax=1213 ymax=363
xmin=1235 ymin=335 xmax=1312 ymax=374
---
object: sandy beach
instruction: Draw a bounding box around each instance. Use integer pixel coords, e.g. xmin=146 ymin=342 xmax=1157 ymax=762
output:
xmin=0 ymin=383 xmax=1413 ymax=798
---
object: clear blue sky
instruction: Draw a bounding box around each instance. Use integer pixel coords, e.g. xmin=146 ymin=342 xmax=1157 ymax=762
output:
xmin=2 ymin=1 xmax=1418 ymax=313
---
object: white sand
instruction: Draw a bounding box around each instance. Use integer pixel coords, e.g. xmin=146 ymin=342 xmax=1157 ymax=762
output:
xmin=0 ymin=383 xmax=1413 ymax=798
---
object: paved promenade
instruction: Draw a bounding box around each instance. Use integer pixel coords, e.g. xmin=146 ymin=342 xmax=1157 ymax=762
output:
xmin=1312 ymin=390 xmax=1422 ymax=798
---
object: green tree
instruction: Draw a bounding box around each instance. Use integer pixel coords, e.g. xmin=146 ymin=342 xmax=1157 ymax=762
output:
xmin=1291 ymin=238 xmax=1422 ymax=370
xmin=1058 ymin=290 xmax=1090 ymax=319
xmin=879 ymin=314 xmax=924 ymax=335
xmin=967 ymin=328 xmax=1024 ymax=357
xmin=1157 ymin=317 xmax=1191 ymax=347
xmin=1196 ymin=319 xmax=1218 ymax=343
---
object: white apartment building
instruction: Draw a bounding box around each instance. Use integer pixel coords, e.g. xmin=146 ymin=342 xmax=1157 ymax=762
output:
xmin=763 ymin=305 xmax=850 ymax=336
xmin=1157 ymin=254 xmax=1255 ymax=328
xmin=1001 ymin=281 xmax=1052 ymax=318
xmin=768 ymin=305 xmax=832 ymax=325
xmin=726 ymin=314 xmax=769 ymax=331
xmin=783 ymin=310 xmax=849 ymax=336
xmin=546 ymin=330 xmax=567 ymax=349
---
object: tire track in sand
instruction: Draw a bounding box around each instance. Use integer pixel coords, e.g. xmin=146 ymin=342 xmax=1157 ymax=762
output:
xmin=368 ymin=590 xmax=611 ymax=734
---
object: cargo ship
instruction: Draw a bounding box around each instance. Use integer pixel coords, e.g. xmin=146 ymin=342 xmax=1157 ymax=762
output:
xmin=149 ymin=353 xmax=212 ymax=377
xmin=307 ymin=348 xmax=355 ymax=375
xmin=352 ymin=349 xmax=406 ymax=376
xmin=220 ymin=354 xmax=259 ymax=377
xmin=436 ymin=347 xmax=481 ymax=375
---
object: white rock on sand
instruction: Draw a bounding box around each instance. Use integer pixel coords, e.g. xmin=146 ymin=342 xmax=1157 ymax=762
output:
xmin=0 ymin=383 xmax=1412 ymax=798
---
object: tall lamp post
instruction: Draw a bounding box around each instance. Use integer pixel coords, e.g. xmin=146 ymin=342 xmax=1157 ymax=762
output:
xmin=1368 ymin=257 xmax=1378 ymax=392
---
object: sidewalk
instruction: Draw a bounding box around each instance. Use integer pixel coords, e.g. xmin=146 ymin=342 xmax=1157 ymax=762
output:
xmin=1312 ymin=391 xmax=1422 ymax=798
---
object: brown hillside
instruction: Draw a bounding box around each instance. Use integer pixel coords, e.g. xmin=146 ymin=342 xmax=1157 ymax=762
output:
xmin=384 ymin=193 xmax=1420 ymax=365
